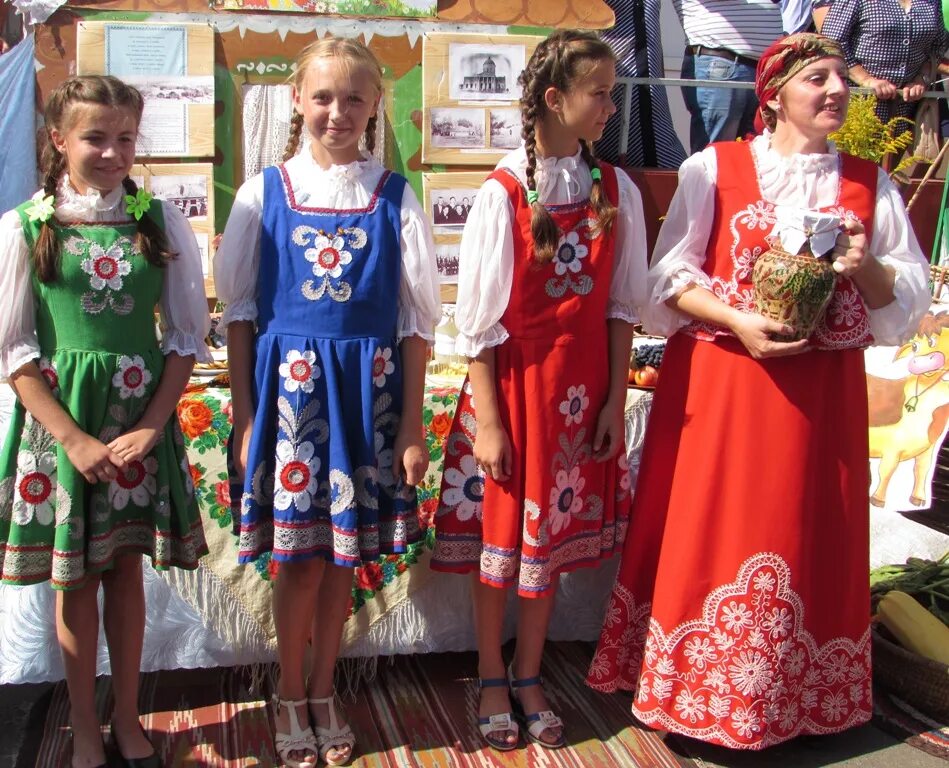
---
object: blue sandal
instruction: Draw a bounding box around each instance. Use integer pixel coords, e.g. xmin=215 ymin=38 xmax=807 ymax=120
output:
xmin=477 ymin=677 xmax=519 ymax=751
xmin=507 ymin=664 xmax=566 ymax=749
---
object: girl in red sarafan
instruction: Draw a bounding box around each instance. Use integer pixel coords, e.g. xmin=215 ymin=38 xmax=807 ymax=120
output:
xmin=587 ymin=33 xmax=931 ymax=750
xmin=431 ymin=30 xmax=648 ymax=751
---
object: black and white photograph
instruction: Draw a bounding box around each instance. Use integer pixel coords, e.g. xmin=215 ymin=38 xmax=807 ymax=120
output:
xmin=435 ymin=240 xmax=461 ymax=283
xmin=449 ymin=43 xmax=525 ymax=102
xmin=430 ymin=107 xmax=486 ymax=149
xmin=124 ymin=75 xmax=215 ymax=104
xmin=490 ymin=108 xmax=521 ymax=150
xmin=430 ymin=189 xmax=476 ymax=228
xmin=149 ymin=174 xmax=209 ymax=220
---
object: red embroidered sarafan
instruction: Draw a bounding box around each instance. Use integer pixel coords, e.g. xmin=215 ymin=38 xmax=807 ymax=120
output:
xmin=681 ymin=142 xmax=878 ymax=350
xmin=432 ymin=165 xmax=631 ymax=598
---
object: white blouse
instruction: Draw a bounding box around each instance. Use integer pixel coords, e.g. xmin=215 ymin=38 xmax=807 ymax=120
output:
xmin=214 ymin=152 xmax=441 ymax=343
xmin=645 ymin=133 xmax=931 ymax=345
xmin=0 ymin=177 xmax=212 ymax=379
xmin=454 ymin=146 xmax=649 ymax=358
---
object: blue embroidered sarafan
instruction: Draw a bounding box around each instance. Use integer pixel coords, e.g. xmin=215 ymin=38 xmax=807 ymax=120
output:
xmin=237 ymin=164 xmax=419 ymax=565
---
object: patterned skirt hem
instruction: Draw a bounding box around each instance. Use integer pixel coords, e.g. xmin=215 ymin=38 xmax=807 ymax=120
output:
xmin=238 ymin=534 xmax=422 ymax=567
xmin=630 ymin=702 xmax=874 ymax=751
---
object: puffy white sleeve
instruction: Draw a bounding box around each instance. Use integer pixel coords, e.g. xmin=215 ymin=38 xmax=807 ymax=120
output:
xmin=158 ymin=202 xmax=212 ymax=362
xmin=453 ymin=179 xmax=514 ymax=358
xmin=640 ymin=149 xmax=717 ymax=336
xmin=0 ymin=209 xmax=40 ymax=379
xmin=609 ymin=172 xmax=649 ymax=323
xmin=865 ymin=169 xmax=931 ymax=346
xmin=398 ymin=184 xmax=441 ymax=343
xmin=214 ymin=175 xmax=263 ymax=328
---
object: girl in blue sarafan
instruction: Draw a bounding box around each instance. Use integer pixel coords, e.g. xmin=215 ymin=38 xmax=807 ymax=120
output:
xmin=214 ymin=37 xmax=440 ymax=768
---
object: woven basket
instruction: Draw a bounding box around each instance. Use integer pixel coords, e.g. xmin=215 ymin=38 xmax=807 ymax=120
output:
xmin=751 ymin=240 xmax=837 ymax=341
xmin=872 ymin=626 xmax=949 ymax=723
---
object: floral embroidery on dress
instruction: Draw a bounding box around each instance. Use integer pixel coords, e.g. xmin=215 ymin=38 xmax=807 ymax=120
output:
xmin=279 ymin=349 xmax=320 ymax=394
xmin=439 ymin=453 xmax=483 ymax=522
xmin=13 ymin=449 xmax=57 ymax=525
xmin=588 ymin=552 xmax=872 ymax=749
xmin=372 ymin=347 xmax=395 ymax=388
xmin=66 ymin=235 xmax=136 ymax=316
xmin=38 ymin=357 xmax=59 ymax=393
xmin=109 ymin=457 xmax=159 ymax=509
xmin=548 ymin=466 xmax=585 ymax=535
xmin=274 ymin=439 xmax=320 ymax=512
xmin=545 ymin=222 xmax=597 ymax=298
xmin=112 ymin=355 xmax=152 ymax=399
xmin=559 ymin=384 xmax=589 ymax=427
xmin=294 ymin=225 xmax=367 ymax=303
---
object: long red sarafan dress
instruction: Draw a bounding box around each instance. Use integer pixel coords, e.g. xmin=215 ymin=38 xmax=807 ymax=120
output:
xmin=431 ymin=165 xmax=631 ymax=599
xmin=587 ymin=141 xmax=877 ymax=749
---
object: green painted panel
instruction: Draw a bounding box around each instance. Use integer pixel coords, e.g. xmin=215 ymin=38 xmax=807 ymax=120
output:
xmin=391 ymin=63 xmax=423 ymax=200
xmin=214 ymin=62 xmax=237 ymax=234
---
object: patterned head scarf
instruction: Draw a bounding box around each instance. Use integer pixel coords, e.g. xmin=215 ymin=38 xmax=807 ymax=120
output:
xmin=755 ymin=33 xmax=846 ymax=130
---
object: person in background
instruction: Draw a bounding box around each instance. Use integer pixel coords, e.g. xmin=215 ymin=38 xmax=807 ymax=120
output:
xmin=596 ymin=0 xmax=687 ymax=168
xmin=587 ymin=33 xmax=930 ymax=749
xmin=779 ymin=0 xmax=816 ymax=33
xmin=816 ymin=0 xmax=948 ymax=123
xmin=674 ymin=0 xmax=784 ymax=152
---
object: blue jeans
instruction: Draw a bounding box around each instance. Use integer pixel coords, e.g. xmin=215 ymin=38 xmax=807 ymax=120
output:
xmin=681 ymin=51 xmax=759 ymax=154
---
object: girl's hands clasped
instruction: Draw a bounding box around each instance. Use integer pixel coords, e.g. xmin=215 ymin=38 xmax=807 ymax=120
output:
xmin=108 ymin=425 xmax=160 ymax=464
xmin=64 ymin=433 xmax=127 ymax=484
xmin=473 ymin=421 xmax=512 ymax=482
xmin=393 ymin=425 xmax=429 ymax=486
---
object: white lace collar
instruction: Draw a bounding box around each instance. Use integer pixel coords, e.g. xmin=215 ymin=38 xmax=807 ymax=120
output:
xmin=301 ymin=150 xmax=378 ymax=184
xmin=54 ymin=174 xmax=126 ymax=220
xmin=753 ymin=132 xmax=839 ymax=175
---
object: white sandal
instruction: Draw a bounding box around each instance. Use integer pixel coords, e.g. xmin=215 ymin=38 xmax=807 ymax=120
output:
xmin=309 ymin=693 xmax=356 ymax=767
xmin=272 ymin=695 xmax=319 ymax=768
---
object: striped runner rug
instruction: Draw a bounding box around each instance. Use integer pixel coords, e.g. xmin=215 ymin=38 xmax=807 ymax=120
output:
xmin=29 ymin=642 xmax=692 ymax=767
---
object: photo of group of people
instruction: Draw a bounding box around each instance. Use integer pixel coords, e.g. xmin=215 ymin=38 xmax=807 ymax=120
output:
xmin=430 ymin=191 xmax=473 ymax=227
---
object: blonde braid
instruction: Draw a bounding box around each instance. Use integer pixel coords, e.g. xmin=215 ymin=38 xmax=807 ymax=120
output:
xmin=283 ymin=111 xmax=305 ymax=162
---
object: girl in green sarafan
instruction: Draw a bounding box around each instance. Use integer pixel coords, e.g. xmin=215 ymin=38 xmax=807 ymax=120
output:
xmin=0 ymin=75 xmax=210 ymax=768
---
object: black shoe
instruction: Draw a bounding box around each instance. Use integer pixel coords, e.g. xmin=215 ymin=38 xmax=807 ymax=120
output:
xmin=109 ymin=722 xmax=161 ymax=768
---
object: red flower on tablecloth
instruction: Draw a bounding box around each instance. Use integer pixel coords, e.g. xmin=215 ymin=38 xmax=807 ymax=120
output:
xmin=355 ymin=561 xmax=384 ymax=591
xmin=189 ymin=464 xmax=203 ymax=491
xmin=268 ymin=557 xmax=280 ymax=580
xmin=215 ymin=480 xmax=230 ymax=507
xmin=417 ymin=496 xmax=438 ymax=531
xmin=178 ymin=398 xmax=214 ymax=440
xmin=429 ymin=412 xmax=452 ymax=441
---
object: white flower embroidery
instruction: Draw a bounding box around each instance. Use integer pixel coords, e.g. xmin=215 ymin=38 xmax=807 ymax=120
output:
xmin=762 ymin=606 xmax=792 ymax=639
xmin=548 ymin=465 xmax=585 ymax=536
xmin=279 ymin=349 xmax=320 ymax=394
xmin=831 ymin=289 xmax=861 ymax=327
xmin=553 ymin=230 xmax=588 ymax=276
xmin=820 ymin=691 xmax=848 ymax=723
xmin=109 ymin=457 xmax=158 ymax=510
xmin=721 ymin=601 xmax=754 ymax=633
xmin=728 ymin=650 xmax=774 ymax=697
xmin=674 ymin=689 xmax=708 ymax=724
xmin=558 ymin=384 xmax=589 ymax=427
xmin=440 ymin=453 xmax=483 ymax=521
xmin=13 ymin=449 xmax=57 ymax=525
xmin=372 ymin=347 xmax=395 ymax=388
xmin=683 ymin=637 xmax=716 ymax=671
xmin=112 ymin=355 xmax=152 ymax=399
xmin=305 ymin=233 xmax=352 ymax=279
xmin=81 ymin=242 xmax=132 ymax=291
xmin=730 ymin=706 xmax=761 ymax=739
xmin=753 ymin=571 xmax=776 ymax=592
xmin=274 ymin=440 xmax=320 ymax=512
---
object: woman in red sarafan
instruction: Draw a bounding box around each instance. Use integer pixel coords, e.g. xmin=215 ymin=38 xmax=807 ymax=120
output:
xmin=586 ymin=33 xmax=931 ymax=750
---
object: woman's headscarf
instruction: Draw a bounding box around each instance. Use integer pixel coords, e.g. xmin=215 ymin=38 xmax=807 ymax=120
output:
xmin=755 ymin=33 xmax=846 ymax=130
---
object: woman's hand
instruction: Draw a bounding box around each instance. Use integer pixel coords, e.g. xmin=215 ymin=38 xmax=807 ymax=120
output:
xmin=831 ymin=218 xmax=869 ymax=277
xmin=393 ymin=426 xmax=429 ymax=486
xmin=863 ymin=76 xmax=898 ymax=100
xmin=729 ymin=312 xmax=809 ymax=359
xmin=64 ymin=433 xmax=128 ymax=484
xmin=231 ymin=419 xmax=254 ymax=484
xmin=592 ymin=396 xmax=625 ymax=462
xmin=473 ymin=421 xmax=512 ymax=482
xmin=107 ymin=426 xmax=161 ymax=464
xmin=901 ymin=77 xmax=927 ymax=102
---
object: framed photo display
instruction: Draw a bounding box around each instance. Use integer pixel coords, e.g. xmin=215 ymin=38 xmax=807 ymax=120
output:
xmin=422 ymin=33 xmax=544 ymax=165
xmin=130 ymin=163 xmax=215 ymax=277
xmin=422 ymin=170 xmax=490 ymax=236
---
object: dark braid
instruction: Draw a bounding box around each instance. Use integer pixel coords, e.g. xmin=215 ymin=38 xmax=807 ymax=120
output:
xmin=516 ymin=30 xmax=617 ymax=264
xmin=121 ymin=176 xmax=176 ymax=268
xmin=33 ymin=147 xmax=66 ymax=283
xmin=283 ymin=111 xmax=305 ymax=162
xmin=578 ymin=139 xmax=617 ymax=236
xmin=31 ymin=75 xmax=172 ymax=284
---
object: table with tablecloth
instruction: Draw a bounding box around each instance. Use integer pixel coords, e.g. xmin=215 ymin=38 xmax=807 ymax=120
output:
xmin=0 ymin=378 xmax=652 ymax=683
